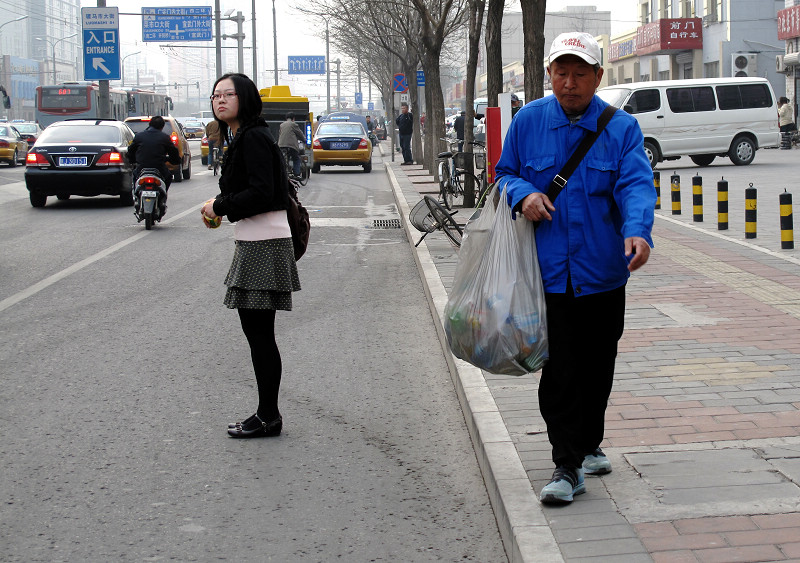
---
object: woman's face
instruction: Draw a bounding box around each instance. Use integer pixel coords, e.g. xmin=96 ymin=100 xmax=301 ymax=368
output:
xmin=212 ymin=78 xmax=240 ymax=126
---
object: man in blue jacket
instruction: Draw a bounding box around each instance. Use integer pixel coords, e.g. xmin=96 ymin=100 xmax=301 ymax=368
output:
xmin=495 ymin=32 xmax=655 ymax=504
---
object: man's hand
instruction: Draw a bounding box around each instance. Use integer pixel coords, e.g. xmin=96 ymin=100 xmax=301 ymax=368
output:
xmin=520 ymin=192 xmax=555 ymax=222
xmin=625 ymin=236 xmax=651 ymax=272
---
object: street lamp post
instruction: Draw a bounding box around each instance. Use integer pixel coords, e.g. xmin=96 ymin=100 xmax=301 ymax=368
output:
xmin=36 ymin=33 xmax=77 ymax=84
xmin=325 ymin=18 xmax=331 ymax=115
xmin=271 ymin=0 xmax=278 ymax=86
xmin=334 ymin=58 xmax=341 ymax=111
xmin=121 ymin=51 xmax=140 ymax=87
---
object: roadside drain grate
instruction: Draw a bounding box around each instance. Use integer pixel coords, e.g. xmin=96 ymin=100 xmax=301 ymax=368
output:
xmin=371 ymin=219 xmax=403 ymax=229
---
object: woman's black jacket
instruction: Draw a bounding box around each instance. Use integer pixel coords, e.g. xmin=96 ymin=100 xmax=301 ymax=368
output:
xmin=212 ymin=118 xmax=291 ymax=223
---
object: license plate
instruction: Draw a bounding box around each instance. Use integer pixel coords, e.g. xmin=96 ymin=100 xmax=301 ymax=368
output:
xmin=330 ymin=142 xmax=350 ymax=150
xmin=141 ymin=191 xmax=158 ymax=198
xmin=58 ymin=156 xmax=87 ymax=167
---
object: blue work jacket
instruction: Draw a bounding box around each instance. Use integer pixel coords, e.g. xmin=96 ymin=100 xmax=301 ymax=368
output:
xmin=495 ymin=95 xmax=655 ymax=297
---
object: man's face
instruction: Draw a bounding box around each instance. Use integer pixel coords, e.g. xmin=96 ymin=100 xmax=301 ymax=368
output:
xmin=401 ymin=105 xmax=409 ymax=114
xmin=548 ymin=55 xmax=603 ymax=114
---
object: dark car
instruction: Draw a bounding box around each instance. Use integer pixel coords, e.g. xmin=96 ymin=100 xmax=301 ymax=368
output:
xmin=25 ymin=119 xmax=136 ymax=208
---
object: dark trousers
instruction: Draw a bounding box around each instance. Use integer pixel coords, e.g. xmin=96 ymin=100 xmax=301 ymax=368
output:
xmin=399 ymin=133 xmax=412 ymax=163
xmin=539 ymin=280 xmax=626 ymax=468
xmin=238 ymin=308 xmax=282 ymax=420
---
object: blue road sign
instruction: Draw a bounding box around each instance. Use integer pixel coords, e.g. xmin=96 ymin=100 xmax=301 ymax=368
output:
xmin=417 ymin=70 xmax=425 ymax=86
xmin=355 ymin=92 xmax=363 ymax=106
xmin=82 ymin=7 xmax=120 ymax=81
xmin=392 ymin=73 xmax=408 ymax=93
xmin=287 ymin=56 xmax=325 ymax=75
xmin=368 ymin=102 xmax=374 ymax=110
xmin=142 ymin=7 xmax=212 ymax=42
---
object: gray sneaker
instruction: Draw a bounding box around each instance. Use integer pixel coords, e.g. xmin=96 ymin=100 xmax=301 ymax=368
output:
xmin=539 ymin=466 xmax=585 ymax=504
xmin=583 ymin=448 xmax=612 ymax=475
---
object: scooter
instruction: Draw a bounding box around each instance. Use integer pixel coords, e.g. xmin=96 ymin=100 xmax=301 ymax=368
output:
xmin=133 ymin=168 xmax=168 ymax=230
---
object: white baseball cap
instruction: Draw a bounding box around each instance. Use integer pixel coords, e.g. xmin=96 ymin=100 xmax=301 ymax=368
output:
xmin=548 ymin=32 xmax=602 ymax=66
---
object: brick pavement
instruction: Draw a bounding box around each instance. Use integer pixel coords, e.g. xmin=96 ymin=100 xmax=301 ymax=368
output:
xmin=384 ymin=152 xmax=800 ymax=563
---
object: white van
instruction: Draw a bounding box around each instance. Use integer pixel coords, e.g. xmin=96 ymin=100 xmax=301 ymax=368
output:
xmin=597 ymin=77 xmax=780 ymax=168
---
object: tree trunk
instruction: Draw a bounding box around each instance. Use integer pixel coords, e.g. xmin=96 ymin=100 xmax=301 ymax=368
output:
xmin=520 ymin=0 xmax=546 ymax=101
xmin=463 ymin=0 xmax=486 ymax=208
xmin=485 ymin=0 xmax=504 ymax=106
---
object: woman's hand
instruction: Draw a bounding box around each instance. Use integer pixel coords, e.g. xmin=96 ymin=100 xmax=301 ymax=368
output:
xmin=201 ymin=199 xmax=219 ymax=228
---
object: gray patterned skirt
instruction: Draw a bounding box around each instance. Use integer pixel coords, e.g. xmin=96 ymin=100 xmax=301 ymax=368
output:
xmin=223 ymin=238 xmax=301 ymax=310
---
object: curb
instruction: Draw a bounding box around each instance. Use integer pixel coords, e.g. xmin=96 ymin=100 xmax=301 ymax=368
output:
xmin=385 ymin=162 xmax=564 ymax=563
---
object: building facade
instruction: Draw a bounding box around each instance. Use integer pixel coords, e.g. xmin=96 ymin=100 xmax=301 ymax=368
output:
xmin=605 ymin=0 xmax=785 ymax=98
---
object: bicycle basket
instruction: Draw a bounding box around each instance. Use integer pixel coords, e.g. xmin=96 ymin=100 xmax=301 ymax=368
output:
xmin=409 ymin=198 xmax=437 ymax=233
xmin=453 ymin=152 xmax=469 ymax=169
xmin=474 ymin=152 xmax=486 ymax=170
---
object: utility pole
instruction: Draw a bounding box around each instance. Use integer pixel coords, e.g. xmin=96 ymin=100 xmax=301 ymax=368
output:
xmin=325 ymin=19 xmax=331 ymax=115
xmin=98 ymin=0 xmax=109 ymax=119
xmin=272 ymin=0 xmax=278 ymax=85
xmin=214 ymin=0 xmax=222 ymax=77
xmin=252 ymin=0 xmax=257 ymax=83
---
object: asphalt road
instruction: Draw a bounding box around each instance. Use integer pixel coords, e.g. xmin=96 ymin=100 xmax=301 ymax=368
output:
xmin=0 ymin=149 xmax=506 ymax=562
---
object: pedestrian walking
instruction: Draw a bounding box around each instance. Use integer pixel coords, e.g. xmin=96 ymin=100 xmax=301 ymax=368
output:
xmin=205 ymin=118 xmax=221 ymax=169
xmin=396 ymin=102 xmax=414 ymax=164
xmin=454 ymin=110 xmax=466 ymax=151
xmin=495 ymin=32 xmax=656 ymax=504
xmin=201 ymin=73 xmax=301 ymax=439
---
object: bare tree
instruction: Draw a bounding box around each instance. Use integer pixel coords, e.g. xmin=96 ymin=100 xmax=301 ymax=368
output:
xmin=485 ymin=0 xmax=504 ymax=106
xmin=461 ymin=0 xmax=485 ymax=207
xmin=520 ymin=0 xmax=546 ymax=102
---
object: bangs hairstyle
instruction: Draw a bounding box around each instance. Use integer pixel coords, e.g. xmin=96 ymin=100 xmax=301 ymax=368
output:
xmin=211 ymin=73 xmax=263 ymax=140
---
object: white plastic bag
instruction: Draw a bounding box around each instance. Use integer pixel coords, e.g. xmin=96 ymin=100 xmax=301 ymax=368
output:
xmin=444 ymin=183 xmax=548 ymax=376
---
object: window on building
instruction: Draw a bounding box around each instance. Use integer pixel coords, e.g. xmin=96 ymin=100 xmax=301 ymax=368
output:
xmin=659 ymin=70 xmax=670 ymax=80
xmin=680 ymin=0 xmax=694 ymax=17
xmin=641 ymin=2 xmax=650 ymax=24
xmin=667 ymin=86 xmax=716 ymax=112
xmin=661 ymin=0 xmax=673 ymax=18
xmin=704 ymin=61 xmax=719 ymax=78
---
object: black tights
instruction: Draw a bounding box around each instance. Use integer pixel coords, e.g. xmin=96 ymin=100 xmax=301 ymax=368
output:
xmin=237 ymin=308 xmax=281 ymax=420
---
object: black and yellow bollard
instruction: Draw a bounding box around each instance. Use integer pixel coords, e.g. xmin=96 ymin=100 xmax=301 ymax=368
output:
xmin=692 ymin=175 xmax=703 ymax=222
xmin=745 ymin=184 xmax=757 ymax=239
xmin=654 ymin=171 xmax=661 ymax=210
xmin=717 ymin=178 xmax=728 ymax=230
xmin=780 ymin=190 xmax=794 ymax=250
xmin=671 ymin=173 xmax=681 ymax=215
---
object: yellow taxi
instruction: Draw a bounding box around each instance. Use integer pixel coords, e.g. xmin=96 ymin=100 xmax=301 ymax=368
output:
xmin=124 ymin=116 xmax=192 ymax=182
xmin=0 ymin=123 xmax=29 ymax=167
xmin=311 ymin=121 xmax=372 ymax=173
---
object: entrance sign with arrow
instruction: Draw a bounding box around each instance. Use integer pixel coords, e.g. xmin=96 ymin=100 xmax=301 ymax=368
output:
xmin=81 ymin=7 xmax=121 ymax=81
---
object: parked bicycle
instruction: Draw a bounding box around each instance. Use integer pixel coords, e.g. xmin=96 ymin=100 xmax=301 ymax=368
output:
xmin=409 ymin=195 xmax=463 ymax=248
xmin=436 ymin=139 xmax=488 ymax=210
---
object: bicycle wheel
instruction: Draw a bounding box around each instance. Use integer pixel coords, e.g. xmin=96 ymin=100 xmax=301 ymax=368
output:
xmin=299 ymin=162 xmax=310 ymax=186
xmin=438 ymin=160 xmax=453 ymax=210
xmin=424 ymin=196 xmax=462 ymax=248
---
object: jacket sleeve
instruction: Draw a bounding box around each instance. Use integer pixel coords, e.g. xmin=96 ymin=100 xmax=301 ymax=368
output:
xmin=494 ymin=117 xmax=540 ymax=214
xmin=213 ymin=132 xmax=277 ymax=220
xmin=612 ymin=119 xmax=656 ymax=245
xmin=165 ymin=139 xmax=181 ymax=165
xmin=128 ymin=136 xmax=139 ymax=165
xmin=293 ymin=123 xmax=305 ymax=143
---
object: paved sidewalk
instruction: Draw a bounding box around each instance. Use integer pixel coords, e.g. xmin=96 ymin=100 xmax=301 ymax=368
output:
xmin=382 ymin=153 xmax=800 ymax=563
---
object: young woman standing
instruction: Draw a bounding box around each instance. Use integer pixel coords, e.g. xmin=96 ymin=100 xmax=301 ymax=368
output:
xmin=201 ymin=73 xmax=300 ymax=438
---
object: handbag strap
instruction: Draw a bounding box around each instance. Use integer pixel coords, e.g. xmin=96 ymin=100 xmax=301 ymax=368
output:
xmin=545 ymin=105 xmax=617 ymax=202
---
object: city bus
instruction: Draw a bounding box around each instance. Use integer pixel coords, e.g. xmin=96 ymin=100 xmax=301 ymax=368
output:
xmin=35 ymin=83 xmax=172 ymax=128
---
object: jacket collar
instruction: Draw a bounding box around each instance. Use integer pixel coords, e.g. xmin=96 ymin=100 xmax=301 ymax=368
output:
xmin=546 ymin=95 xmax=607 ymax=133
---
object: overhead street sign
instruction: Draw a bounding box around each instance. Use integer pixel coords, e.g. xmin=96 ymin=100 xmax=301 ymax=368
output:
xmin=82 ymin=7 xmax=120 ymax=81
xmin=142 ymin=7 xmax=212 ymax=42
xmin=287 ymin=56 xmax=325 ymax=75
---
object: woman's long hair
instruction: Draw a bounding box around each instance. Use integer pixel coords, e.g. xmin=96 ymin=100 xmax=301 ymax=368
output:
xmin=210 ymin=73 xmax=263 ymax=143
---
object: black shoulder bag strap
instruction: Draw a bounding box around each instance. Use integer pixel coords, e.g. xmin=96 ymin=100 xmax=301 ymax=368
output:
xmin=545 ymin=105 xmax=617 ymax=203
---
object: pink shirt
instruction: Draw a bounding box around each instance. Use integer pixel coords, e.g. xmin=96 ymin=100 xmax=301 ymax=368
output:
xmin=234 ymin=210 xmax=291 ymax=241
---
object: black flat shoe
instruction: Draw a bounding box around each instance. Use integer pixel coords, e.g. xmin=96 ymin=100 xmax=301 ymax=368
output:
xmin=228 ymin=414 xmax=258 ymax=429
xmin=227 ymin=414 xmax=282 ymax=438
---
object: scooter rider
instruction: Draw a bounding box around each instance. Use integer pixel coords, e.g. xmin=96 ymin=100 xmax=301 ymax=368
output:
xmin=129 ymin=115 xmax=181 ymax=192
